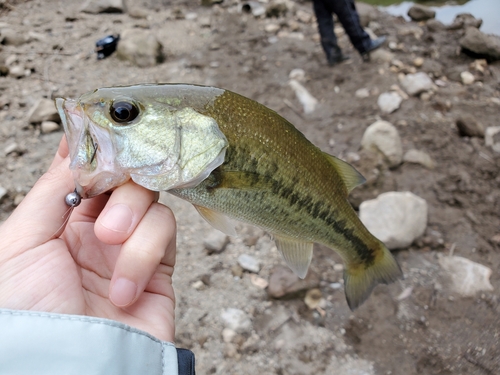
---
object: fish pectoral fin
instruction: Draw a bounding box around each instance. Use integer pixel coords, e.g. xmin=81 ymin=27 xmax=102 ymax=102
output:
xmin=274 ymin=235 xmax=314 ymax=279
xmin=194 ymin=205 xmax=237 ymax=237
xmin=323 ymin=152 xmax=366 ymax=193
xmin=217 ymin=171 xmax=267 ymax=190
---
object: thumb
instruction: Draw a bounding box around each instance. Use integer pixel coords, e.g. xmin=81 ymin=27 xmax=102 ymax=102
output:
xmin=0 ymin=136 xmax=76 ymax=250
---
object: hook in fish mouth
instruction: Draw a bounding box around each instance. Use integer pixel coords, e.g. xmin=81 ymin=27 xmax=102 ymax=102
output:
xmin=90 ymin=141 xmax=98 ymax=165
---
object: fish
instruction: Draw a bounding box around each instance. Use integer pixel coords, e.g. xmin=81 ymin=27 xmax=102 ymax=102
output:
xmin=56 ymin=84 xmax=402 ymax=310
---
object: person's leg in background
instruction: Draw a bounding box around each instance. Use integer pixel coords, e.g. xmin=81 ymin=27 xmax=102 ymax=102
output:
xmin=312 ymin=0 xmax=350 ymax=66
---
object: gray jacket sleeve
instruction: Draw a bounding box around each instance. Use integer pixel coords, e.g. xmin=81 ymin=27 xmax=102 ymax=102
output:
xmin=0 ymin=308 xmax=178 ymax=375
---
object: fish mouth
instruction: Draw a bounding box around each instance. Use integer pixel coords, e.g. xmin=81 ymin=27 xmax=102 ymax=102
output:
xmin=56 ymin=97 xmax=129 ymax=199
xmin=56 ymin=98 xmax=84 ymax=159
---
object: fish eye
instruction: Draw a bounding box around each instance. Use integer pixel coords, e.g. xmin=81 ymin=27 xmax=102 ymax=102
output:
xmin=110 ymin=101 xmax=139 ymax=124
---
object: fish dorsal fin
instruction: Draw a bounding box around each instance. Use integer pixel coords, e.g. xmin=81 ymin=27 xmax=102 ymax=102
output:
xmin=323 ymin=152 xmax=366 ymax=193
xmin=194 ymin=205 xmax=237 ymax=237
xmin=274 ymin=235 xmax=314 ymax=279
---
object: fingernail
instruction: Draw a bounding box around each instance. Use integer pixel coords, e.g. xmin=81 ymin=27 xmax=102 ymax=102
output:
xmin=101 ymin=204 xmax=133 ymax=233
xmin=110 ymin=278 xmax=138 ymax=307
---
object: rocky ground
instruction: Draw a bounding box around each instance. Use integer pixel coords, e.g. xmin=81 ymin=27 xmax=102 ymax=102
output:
xmin=1 ymin=0 xmax=500 ymax=374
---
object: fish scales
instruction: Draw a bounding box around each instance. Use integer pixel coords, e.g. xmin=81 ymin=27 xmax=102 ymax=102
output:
xmin=56 ymin=84 xmax=403 ymax=309
xmin=173 ymin=90 xmax=378 ymax=265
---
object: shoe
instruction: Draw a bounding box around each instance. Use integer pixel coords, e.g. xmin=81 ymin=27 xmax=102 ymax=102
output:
xmin=361 ymin=36 xmax=386 ymax=62
xmin=327 ymin=51 xmax=350 ymax=66
xmin=326 ymin=45 xmax=350 ymax=66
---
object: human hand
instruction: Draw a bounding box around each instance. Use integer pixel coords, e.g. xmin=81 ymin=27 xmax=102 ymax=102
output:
xmin=0 ymin=136 xmax=177 ymax=342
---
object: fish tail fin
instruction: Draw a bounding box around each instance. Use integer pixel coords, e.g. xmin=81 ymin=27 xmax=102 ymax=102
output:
xmin=343 ymin=242 xmax=403 ymax=310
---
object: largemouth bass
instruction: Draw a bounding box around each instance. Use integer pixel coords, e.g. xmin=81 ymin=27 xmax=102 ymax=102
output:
xmin=56 ymin=84 xmax=402 ymax=309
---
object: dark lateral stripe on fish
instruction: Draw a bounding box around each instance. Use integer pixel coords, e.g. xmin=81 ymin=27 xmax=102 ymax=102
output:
xmin=325 ymin=215 xmax=376 ymax=267
xmin=218 ymin=148 xmax=378 ymax=269
xmin=268 ymin=176 xmax=377 ymax=268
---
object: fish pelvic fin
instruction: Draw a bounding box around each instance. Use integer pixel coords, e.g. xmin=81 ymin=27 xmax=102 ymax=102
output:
xmin=194 ymin=205 xmax=237 ymax=236
xmin=343 ymin=242 xmax=403 ymax=310
xmin=323 ymin=152 xmax=366 ymax=193
xmin=274 ymin=235 xmax=313 ymax=279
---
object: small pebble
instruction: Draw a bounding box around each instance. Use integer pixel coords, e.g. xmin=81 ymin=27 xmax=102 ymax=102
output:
xmin=0 ymin=186 xmax=8 ymax=201
xmin=231 ymin=264 xmax=244 ymax=278
xmin=329 ymin=282 xmax=342 ymax=289
xmin=221 ymin=308 xmax=253 ymax=333
xmin=413 ymin=57 xmax=424 ymax=67
xmin=345 ymin=152 xmax=360 ymax=163
xmin=355 ymin=88 xmax=370 ymax=99
xmin=333 ymin=264 xmax=344 ymax=272
xmin=9 ymin=65 xmax=25 ymax=78
xmin=491 ymin=234 xmax=500 ymax=245
xmin=222 ymin=328 xmax=237 ymax=343
xmin=4 ymin=142 xmax=21 ymax=155
xmin=14 ymin=194 xmax=25 ymax=206
xmin=237 ymin=254 xmax=261 ymax=273
xmin=204 ymin=230 xmax=229 ymax=254
xmin=250 ymin=274 xmax=268 ymax=289
xmin=461 ymin=71 xmax=475 ymax=85
xmin=184 ymin=12 xmax=197 ymax=20
xmin=243 ymin=235 xmax=259 ymax=247
xmin=41 ymin=120 xmax=60 ymax=134
xmin=265 ymin=24 xmax=280 ymax=33
xmin=5 ymin=55 xmax=18 ymax=66
xmin=304 ymin=288 xmax=322 ymax=309
xmin=191 ymin=280 xmax=204 ymax=290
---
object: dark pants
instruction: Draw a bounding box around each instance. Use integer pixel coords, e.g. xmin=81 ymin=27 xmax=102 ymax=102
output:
xmin=312 ymin=0 xmax=371 ymax=54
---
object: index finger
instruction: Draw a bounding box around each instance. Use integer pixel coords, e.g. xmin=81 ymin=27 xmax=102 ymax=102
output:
xmin=93 ymin=182 xmax=159 ymax=245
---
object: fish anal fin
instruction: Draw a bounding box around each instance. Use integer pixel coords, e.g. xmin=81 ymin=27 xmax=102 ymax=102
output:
xmin=343 ymin=243 xmax=403 ymax=310
xmin=274 ymin=235 xmax=314 ymax=279
xmin=194 ymin=205 xmax=237 ymax=237
xmin=323 ymin=152 xmax=366 ymax=193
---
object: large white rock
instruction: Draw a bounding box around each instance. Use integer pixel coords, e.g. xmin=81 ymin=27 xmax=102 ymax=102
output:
xmin=361 ymin=120 xmax=403 ymax=167
xmin=221 ymin=308 xmax=253 ymax=334
xmin=399 ymin=72 xmax=434 ymax=96
xmin=459 ymin=27 xmax=500 ymax=61
xmin=438 ymin=255 xmax=494 ymax=297
xmin=359 ymin=191 xmax=428 ymax=249
xmin=377 ymin=91 xmax=403 ymax=114
xmin=407 ymin=4 xmax=435 ymax=21
xmin=116 ymin=29 xmax=164 ymax=68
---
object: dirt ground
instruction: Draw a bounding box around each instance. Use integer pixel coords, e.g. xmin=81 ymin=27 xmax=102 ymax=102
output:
xmin=0 ymin=0 xmax=499 ymax=374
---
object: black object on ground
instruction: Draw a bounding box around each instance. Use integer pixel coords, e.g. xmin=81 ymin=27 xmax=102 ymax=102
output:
xmin=95 ymin=34 xmax=120 ymax=60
